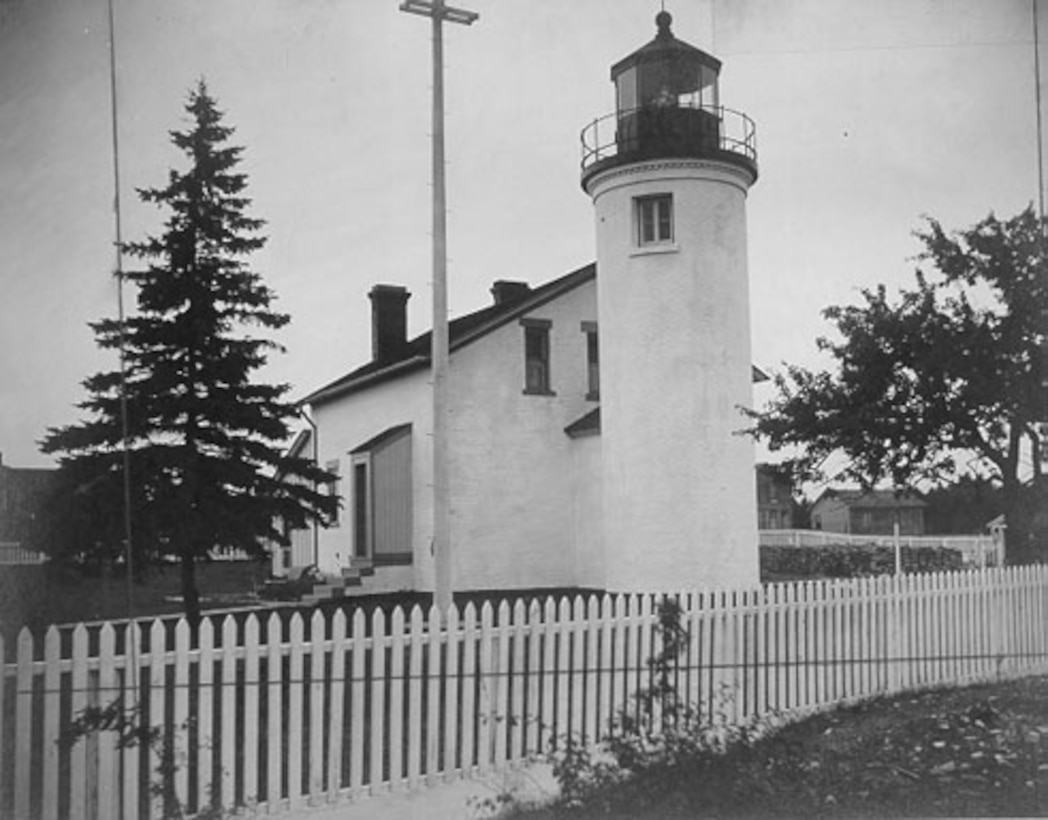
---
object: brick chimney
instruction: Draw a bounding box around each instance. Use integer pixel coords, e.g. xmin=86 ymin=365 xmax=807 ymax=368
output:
xmin=368 ymin=285 xmax=411 ymax=363
xmin=490 ymin=280 xmax=531 ymax=307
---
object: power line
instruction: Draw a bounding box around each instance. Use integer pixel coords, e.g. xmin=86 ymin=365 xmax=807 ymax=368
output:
xmin=719 ymin=37 xmax=1037 ymax=58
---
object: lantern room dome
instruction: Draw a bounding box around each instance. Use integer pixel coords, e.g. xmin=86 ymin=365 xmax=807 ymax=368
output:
xmin=610 ymin=11 xmax=722 ymax=90
xmin=581 ymin=11 xmax=757 ymax=188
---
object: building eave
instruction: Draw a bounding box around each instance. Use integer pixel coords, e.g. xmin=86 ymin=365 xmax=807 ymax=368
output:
xmin=301 ymin=263 xmax=597 ymax=409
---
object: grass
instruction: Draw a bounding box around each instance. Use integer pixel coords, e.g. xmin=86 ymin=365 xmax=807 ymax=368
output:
xmin=518 ymin=675 xmax=1048 ymax=818
xmin=0 ymin=560 xmax=269 ymax=637
xmin=0 ymin=556 xmax=601 ymax=640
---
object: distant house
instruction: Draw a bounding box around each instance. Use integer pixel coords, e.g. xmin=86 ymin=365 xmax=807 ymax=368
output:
xmin=0 ymin=453 xmax=57 ymax=562
xmin=756 ymin=464 xmax=794 ymax=530
xmin=811 ymin=488 xmax=927 ymax=536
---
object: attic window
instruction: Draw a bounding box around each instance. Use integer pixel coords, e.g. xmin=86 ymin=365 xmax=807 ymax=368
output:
xmin=521 ymin=318 xmax=554 ymax=395
xmin=636 ymin=194 xmax=673 ymax=246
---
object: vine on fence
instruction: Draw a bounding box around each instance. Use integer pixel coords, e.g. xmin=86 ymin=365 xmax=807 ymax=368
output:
xmin=61 ymin=701 xmax=229 ymax=820
xmin=547 ymin=596 xmax=779 ymax=813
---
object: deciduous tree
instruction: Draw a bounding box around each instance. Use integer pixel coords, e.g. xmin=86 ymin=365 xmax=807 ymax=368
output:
xmin=747 ymin=207 xmax=1047 ymax=562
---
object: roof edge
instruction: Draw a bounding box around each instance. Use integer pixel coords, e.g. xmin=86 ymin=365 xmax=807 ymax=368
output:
xmin=302 ymin=263 xmax=596 ymax=409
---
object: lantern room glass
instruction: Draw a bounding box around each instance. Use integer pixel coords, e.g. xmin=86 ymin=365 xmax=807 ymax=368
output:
xmin=614 ymin=59 xmax=719 ymax=115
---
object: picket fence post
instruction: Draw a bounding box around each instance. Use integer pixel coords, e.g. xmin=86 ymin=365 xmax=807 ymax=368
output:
xmin=219 ymin=615 xmax=237 ymax=810
xmin=444 ymin=603 xmax=461 ymax=778
xmin=458 ymin=603 xmax=476 ymax=778
xmin=525 ymin=600 xmax=543 ymax=755
xmin=370 ymin=608 xmax=387 ymax=794
xmin=309 ymin=609 xmax=327 ymax=801
xmin=327 ymin=608 xmax=348 ymax=802
xmin=40 ymin=627 xmax=60 ymax=820
xmin=348 ymin=608 xmax=367 ymax=795
xmin=243 ymin=614 xmax=261 ymax=807
xmin=388 ymin=606 xmax=407 ymax=791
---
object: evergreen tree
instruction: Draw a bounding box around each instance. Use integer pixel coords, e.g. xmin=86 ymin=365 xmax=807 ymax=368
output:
xmin=41 ymin=81 xmax=336 ymax=623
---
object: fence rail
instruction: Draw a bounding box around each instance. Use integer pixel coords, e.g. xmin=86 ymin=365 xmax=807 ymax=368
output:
xmin=2 ymin=566 xmax=1046 ymax=819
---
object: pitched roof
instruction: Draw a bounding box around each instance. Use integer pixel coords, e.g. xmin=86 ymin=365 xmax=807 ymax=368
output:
xmin=815 ymin=488 xmax=927 ymax=509
xmin=302 ymin=259 xmax=770 ymax=409
xmin=303 ymin=263 xmax=596 ymax=407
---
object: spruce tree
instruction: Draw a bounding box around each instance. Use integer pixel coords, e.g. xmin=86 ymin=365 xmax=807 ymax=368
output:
xmin=41 ymin=80 xmax=336 ymax=623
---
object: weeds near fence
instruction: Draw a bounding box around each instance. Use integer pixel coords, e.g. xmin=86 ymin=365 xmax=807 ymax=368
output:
xmin=61 ymin=701 xmax=231 ymax=819
xmin=545 ymin=597 xmax=782 ymax=814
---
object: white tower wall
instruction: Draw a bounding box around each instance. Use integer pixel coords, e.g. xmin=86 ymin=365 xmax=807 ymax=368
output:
xmin=587 ymin=158 xmax=759 ymax=591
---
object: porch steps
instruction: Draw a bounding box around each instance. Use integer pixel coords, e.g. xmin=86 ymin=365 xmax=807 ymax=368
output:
xmin=300 ymin=558 xmax=374 ymax=605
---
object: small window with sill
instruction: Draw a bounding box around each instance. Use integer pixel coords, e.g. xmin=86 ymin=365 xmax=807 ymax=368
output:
xmin=352 ymin=458 xmax=369 ymax=558
xmin=521 ymin=318 xmax=553 ymax=395
xmin=325 ymin=459 xmax=341 ymax=527
xmin=636 ymin=194 xmax=673 ymax=246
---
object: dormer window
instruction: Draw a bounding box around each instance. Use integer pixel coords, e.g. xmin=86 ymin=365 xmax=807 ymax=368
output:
xmin=636 ymin=194 xmax=673 ymax=246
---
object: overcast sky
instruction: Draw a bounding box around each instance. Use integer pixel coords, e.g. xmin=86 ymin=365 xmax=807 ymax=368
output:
xmin=0 ymin=0 xmax=1041 ymax=468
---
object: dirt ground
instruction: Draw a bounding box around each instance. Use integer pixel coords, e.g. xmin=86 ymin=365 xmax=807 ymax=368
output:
xmin=517 ymin=674 xmax=1048 ymax=818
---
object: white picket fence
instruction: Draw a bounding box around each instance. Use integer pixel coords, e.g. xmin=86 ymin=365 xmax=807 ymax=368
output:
xmin=0 ymin=542 xmax=46 ymax=565
xmin=2 ymin=566 xmax=1047 ymax=819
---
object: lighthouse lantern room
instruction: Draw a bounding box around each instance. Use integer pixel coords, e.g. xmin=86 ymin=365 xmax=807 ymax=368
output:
xmin=582 ymin=11 xmax=756 ymax=187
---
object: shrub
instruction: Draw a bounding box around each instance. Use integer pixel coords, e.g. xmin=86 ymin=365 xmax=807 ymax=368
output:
xmin=761 ymin=544 xmax=963 ymax=579
xmin=546 ymin=598 xmax=779 ymax=814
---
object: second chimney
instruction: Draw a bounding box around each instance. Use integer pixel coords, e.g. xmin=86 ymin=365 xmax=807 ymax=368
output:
xmin=369 ymin=285 xmax=411 ymax=363
xmin=490 ymin=280 xmax=531 ymax=307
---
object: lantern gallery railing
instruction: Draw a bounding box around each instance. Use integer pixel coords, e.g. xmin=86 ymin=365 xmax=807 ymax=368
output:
xmin=581 ymin=102 xmax=757 ymax=178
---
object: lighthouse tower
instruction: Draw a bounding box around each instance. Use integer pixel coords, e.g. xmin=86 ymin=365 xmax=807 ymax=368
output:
xmin=582 ymin=12 xmax=759 ymax=591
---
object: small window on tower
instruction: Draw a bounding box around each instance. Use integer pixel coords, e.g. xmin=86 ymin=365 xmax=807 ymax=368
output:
xmin=581 ymin=321 xmax=599 ymax=400
xmin=521 ymin=318 xmax=553 ymax=395
xmin=636 ymin=194 xmax=673 ymax=246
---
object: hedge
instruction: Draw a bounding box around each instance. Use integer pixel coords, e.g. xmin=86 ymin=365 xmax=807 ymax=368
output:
xmin=761 ymin=544 xmax=964 ymax=580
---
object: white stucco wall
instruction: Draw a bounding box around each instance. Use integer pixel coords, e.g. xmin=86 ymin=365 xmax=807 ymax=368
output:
xmin=587 ymin=158 xmax=760 ymax=592
xmin=571 ymin=432 xmax=604 ymax=589
xmin=310 ymin=369 xmax=432 ymax=589
xmin=448 ymin=281 xmax=599 ymax=590
xmin=309 ymin=278 xmax=600 ymax=594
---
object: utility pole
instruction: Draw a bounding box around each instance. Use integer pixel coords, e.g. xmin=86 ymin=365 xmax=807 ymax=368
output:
xmin=399 ymin=0 xmax=478 ymax=615
xmin=1034 ymin=0 xmax=1045 ymax=226
xmin=1036 ymin=1 xmax=1048 ymax=436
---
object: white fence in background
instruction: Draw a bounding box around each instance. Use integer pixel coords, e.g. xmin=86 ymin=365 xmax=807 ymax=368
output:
xmin=759 ymin=528 xmax=1000 ymax=565
xmin=2 ymin=566 xmax=1046 ymax=819
xmin=0 ymin=541 xmax=46 ymax=565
